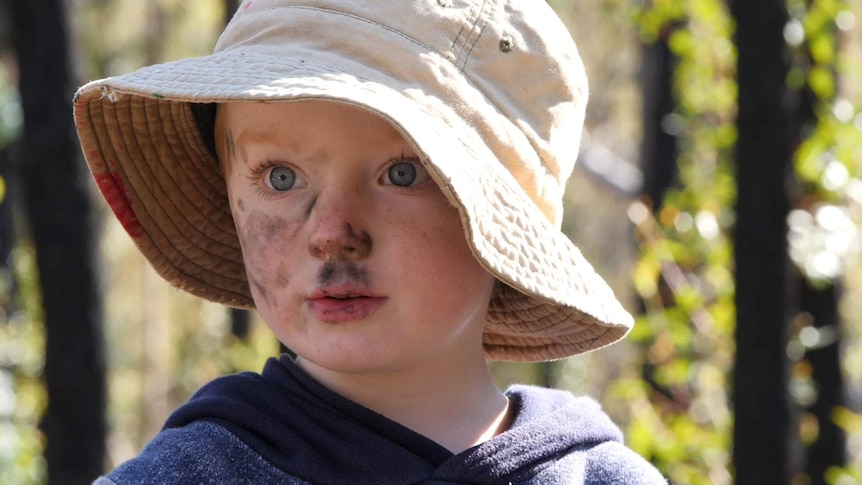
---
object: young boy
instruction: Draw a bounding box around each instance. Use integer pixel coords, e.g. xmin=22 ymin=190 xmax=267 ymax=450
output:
xmin=74 ymin=0 xmax=666 ymax=483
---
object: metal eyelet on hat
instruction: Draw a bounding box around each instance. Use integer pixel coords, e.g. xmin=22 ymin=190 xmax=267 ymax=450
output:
xmin=499 ymin=37 xmax=513 ymax=53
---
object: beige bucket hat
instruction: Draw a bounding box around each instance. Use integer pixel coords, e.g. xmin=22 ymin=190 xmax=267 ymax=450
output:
xmin=73 ymin=0 xmax=633 ymax=362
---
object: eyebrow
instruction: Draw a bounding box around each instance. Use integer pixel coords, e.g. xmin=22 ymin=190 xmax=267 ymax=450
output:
xmin=233 ymin=127 xmax=280 ymax=148
xmin=229 ymin=127 xmax=287 ymax=168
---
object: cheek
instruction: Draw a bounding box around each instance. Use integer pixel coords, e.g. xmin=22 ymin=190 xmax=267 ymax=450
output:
xmin=400 ymin=205 xmax=491 ymax=289
xmin=235 ymin=209 xmax=302 ymax=305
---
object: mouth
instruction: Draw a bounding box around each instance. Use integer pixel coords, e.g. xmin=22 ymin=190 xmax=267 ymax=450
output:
xmin=326 ymin=293 xmax=366 ymax=300
xmin=309 ymin=286 xmax=379 ymax=300
xmin=307 ymin=287 xmax=386 ymax=323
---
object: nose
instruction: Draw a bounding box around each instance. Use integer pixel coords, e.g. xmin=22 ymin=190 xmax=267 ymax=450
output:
xmin=307 ymin=193 xmax=372 ymax=261
xmin=308 ymin=222 xmax=372 ymax=260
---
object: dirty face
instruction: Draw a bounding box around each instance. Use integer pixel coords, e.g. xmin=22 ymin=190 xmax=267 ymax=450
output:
xmin=216 ymin=101 xmax=496 ymax=376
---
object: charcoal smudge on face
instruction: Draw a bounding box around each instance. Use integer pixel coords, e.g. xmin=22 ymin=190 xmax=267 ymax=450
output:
xmin=275 ymin=262 xmax=290 ymax=288
xmin=344 ymin=223 xmax=372 ymax=258
xmin=236 ymin=209 xmax=302 ymax=306
xmin=305 ymin=194 xmax=318 ymax=221
xmin=235 ymin=219 xmax=270 ymax=306
xmin=244 ymin=209 xmax=296 ymax=244
xmin=217 ymin=128 xmax=237 ymax=177
xmin=236 ymin=210 xmax=305 ymax=257
xmin=247 ymin=273 xmax=274 ymax=308
xmin=317 ymin=260 xmax=370 ymax=287
xmin=239 ymin=140 xmax=252 ymax=168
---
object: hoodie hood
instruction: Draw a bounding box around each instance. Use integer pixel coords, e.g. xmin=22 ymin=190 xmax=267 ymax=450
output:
xmin=163 ymin=356 xmax=624 ymax=484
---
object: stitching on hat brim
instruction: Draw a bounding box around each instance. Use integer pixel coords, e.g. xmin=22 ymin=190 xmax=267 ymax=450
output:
xmin=113 ymin=98 xmax=240 ymax=267
xmin=83 ymin=93 xmax=250 ymax=304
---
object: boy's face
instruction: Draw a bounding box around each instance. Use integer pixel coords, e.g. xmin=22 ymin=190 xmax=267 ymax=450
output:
xmin=217 ymin=101 xmax=496 ymax=376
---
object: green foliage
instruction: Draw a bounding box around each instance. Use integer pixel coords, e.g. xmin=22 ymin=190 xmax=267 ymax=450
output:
xmin=0 ymin=52 xmax=44 ymax=485
xmin=630 ymin=0 xmax=687 ymax=43
xmin=625 ymin=0 xmax=738 ymax=482
xmin=786 ymin=12 xmax=862 ymax=476
xmin=0 ymin=247 xmax=47 ymax=485
xmin=627 ymin=0 xmax=862 ymax=481
xmin=824 ymin=408 xmax=862 ymax=485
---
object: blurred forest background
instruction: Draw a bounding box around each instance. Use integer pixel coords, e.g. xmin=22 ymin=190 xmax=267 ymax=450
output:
xmin=0 ymin=0 xmax=861 ymax=484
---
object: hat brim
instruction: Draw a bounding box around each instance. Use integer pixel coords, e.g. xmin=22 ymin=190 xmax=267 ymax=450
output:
xmin=74 ymin=50 xmax=632 ymax=361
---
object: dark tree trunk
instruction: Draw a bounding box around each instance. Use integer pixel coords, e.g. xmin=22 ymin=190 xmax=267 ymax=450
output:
xmin=730 ymin=0 xmax=795 ymax=483
xmin=9 ymin=0 xmax=107 ymax=483
xmin=800 ymin=281 xmax=846 ymax=484
xmin=636 ymin=27 xmax=680 ymax=410
xmin=640 ymin=27 xmax=679 ymax=211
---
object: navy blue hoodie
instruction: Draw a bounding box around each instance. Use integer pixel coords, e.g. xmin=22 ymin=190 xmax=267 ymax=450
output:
xmin=95 ymin=356 xmax=666 ymax=484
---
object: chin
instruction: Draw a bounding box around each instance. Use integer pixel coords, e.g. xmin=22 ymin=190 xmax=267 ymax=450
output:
xmin=297 ymin=347 xmax=408 ymax=375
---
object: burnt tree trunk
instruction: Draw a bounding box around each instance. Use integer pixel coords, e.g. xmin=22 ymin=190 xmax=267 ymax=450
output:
xmin=10 ymin=0 xmax=107 ymax=483
xmin=730 ymin=0 xmax=795 ymax=483
xmin=637 ymin=26 xmax=680 ymax=409
xmin=800 ymin=281 xmax=846 ymax=484
xmin=640 ymin=27 xmax=679 ymax=211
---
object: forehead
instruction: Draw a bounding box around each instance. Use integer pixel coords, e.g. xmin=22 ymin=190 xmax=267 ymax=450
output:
xmin=215 ymin=101 xmax=409 ymax=150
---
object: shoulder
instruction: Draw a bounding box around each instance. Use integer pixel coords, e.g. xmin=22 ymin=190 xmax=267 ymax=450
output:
xmin=582 ymin=441 xmax=667 ymax=485
xmin=98 ymin=421 xmax=309 ymax=485
xmin=507 ymin=384 xmax=611 ymax=418
xmin=506 ymin=385 xmax=624 ymax=444
xmin=506 ymin=385 xmax=666 ymax=484
xmin=528 ymin=441 xmax=666 ymax=485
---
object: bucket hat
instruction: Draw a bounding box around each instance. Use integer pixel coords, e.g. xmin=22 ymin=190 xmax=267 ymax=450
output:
xmin=73 ymin=0 xmax=634 ymax=361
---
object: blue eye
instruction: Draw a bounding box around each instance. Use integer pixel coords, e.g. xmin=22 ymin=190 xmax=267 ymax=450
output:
xmin=268 ymin=166 xmax=297 ymax=191
xmin=388 ymin=162 xmax=417 ymax=187
xmin=384 ymin=159 xmax=429 ymax=187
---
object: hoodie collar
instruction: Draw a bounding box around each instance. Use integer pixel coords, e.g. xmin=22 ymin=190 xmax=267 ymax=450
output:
xmin=166 ymin=356 xmax=622 ymax=484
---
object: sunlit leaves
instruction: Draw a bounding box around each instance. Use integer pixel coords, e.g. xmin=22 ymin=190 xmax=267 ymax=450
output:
xmin=790 ymin=0 xmax=862 ymax=292
xmin=628 ymin=0 xmax=862 ymax=481
xmin=625 ymin=0 xmax=737 ymax=481
xmin=630 ymin=0 xmax=687 ymax=43
xmin=788 ymin=204 xmax=858 ymax=284
xmin=810 ymin=65 xmax=837 ymax=98
xmin=0 ymin=247 xmax=47 ymax=485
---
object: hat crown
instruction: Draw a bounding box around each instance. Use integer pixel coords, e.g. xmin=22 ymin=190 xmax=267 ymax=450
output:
xmin=216 ymin=0 xmax=588 ymax=226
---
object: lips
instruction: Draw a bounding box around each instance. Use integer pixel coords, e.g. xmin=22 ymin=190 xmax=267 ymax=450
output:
xmin=307 ymin=286 xmax=387 ymax=323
